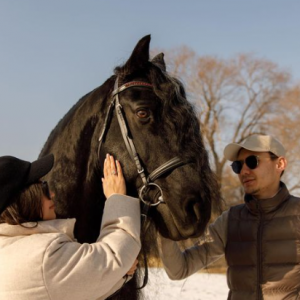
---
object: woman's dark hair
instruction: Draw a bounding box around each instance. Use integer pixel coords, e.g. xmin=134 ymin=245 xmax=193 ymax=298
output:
xmin=0 ymin=183 xmax=43 ymax=226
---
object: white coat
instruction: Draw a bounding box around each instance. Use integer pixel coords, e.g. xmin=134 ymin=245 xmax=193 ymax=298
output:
xmin=0 ymin=194 xmax=141 ymax=300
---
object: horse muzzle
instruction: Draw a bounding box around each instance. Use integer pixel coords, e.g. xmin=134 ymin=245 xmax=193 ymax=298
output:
xmin=153 ymin=196 xmax=210 ymax=241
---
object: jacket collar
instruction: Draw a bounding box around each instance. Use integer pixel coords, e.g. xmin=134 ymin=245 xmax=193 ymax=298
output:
xmin=244 ymin=181 xmax=290 ymax=214
xmin=0 ymin=218 xmax=76 ymax=240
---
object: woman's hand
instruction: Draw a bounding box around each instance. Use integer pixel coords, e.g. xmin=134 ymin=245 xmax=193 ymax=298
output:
xmin=126 ymin=259 xmax=138 ymax=276
xmin=102 ymin=154 xmax=126 ymax=199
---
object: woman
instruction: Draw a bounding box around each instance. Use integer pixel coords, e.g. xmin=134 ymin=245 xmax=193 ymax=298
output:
xmin=0 ymin=153 xmax=140 ymax=300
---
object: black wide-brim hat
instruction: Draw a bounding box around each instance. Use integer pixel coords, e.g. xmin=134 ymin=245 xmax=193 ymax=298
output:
xmin=0 ymin=154 xmax=54 ymax=215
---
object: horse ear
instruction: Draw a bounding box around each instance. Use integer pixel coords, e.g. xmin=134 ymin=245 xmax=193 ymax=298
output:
xmin=123 ymin=35 xmax=151 ymax=74
xmin=152 ymin=53 xmax=166 ymax=72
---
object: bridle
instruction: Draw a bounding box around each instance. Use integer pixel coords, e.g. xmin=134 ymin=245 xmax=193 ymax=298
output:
xmin=98 ymin=77 xmax=189 ymax=209
xmin=97 ymin=76 xmax=190 ymax=290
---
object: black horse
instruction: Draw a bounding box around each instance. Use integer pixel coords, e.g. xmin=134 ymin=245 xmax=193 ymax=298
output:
xmin=40 ymin=35 xmax=221 ymax=300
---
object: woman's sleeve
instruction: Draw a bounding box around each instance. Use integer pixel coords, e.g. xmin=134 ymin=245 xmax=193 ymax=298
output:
xmin=158 ymin=210 xmax=228 ymax=280
xmin=43 ymin=194 xmax=141 ymax=300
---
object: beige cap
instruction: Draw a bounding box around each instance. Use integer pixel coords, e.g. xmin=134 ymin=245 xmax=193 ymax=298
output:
xmin=224 ymin=134 xmax=286 ymax=161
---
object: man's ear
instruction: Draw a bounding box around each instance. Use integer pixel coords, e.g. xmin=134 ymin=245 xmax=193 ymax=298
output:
xmin=277 ymin=157 xmax=287 ymax=173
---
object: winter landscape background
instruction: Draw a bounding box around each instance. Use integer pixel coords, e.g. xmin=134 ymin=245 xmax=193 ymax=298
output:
xmin=144 ymin=268 xmax=228 ymax=300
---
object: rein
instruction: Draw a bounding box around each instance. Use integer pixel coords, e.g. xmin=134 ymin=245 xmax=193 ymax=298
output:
xmin=98 ymin=76 xmax=189 ymax=290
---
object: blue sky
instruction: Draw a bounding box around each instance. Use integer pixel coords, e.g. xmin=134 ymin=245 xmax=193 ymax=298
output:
xmin=1 ymin=0 xmax=300 ymax=161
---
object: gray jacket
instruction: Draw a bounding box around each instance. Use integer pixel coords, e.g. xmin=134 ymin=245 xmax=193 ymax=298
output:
xmin=159 ymin=209 xmax=227 ymax=279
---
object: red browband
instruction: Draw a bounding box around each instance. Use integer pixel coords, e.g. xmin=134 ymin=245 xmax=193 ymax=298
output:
xmin=112 ymin=81 xmax=153 ymax=97
xmin=123 ymin=81 xmax=152 ymax=88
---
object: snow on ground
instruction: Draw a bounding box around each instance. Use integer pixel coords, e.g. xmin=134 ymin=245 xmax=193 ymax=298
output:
xmin=143 ymin=268 xmax=229 ymax=300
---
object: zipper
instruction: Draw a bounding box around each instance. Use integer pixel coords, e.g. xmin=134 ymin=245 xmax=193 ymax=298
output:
xmin=256 ymin=200 xmax=263 ymax=300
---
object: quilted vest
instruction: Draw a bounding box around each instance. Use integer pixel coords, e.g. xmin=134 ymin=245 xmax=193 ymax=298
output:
xmin=225 ymin=183 xmax=300 ymax=300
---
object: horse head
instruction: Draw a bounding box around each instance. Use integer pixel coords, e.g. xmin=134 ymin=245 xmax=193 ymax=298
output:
xmin=40 ymin=35 xmax=220 ymax=244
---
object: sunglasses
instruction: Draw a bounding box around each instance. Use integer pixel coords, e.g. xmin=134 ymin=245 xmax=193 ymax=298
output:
xmin=40 ymin=181 xmax=52 ymax=200
xmin=231 ymin=155 xmax=277 ymax=174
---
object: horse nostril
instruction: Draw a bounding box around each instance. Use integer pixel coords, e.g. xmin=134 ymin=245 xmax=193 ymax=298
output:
xmin=193 ymin=202 xmax=201 ymax=220
xmin=185 ymin=199 xmax=202 ymax=221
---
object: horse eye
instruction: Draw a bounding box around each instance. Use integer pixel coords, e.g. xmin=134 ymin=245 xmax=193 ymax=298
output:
xmin=136 ymin=109 xmax=149 ymax=119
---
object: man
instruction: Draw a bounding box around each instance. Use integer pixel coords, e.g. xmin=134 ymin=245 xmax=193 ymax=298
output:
xmin=159 ymin=134 xmax=300 ymax=299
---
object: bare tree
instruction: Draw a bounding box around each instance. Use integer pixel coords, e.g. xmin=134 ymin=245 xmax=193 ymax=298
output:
xmin=267 ymin=85 xmax=300 ymax=194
